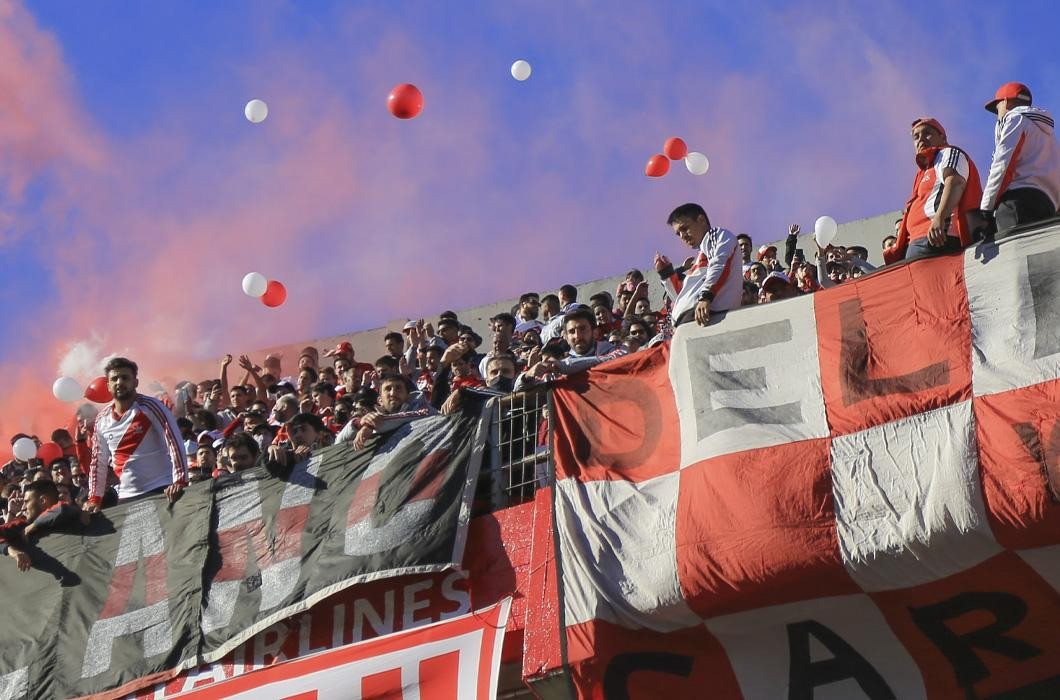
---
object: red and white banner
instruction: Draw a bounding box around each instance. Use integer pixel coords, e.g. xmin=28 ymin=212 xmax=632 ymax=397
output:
xmin=551 ymin=227 xmax=1060 ymax=698
xmin=171 ymin=598 xmax=512 ymax=700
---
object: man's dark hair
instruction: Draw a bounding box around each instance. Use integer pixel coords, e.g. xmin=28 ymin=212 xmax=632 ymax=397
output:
xmin=736 ymin=233 xmax=752 ymax=244
xmin=51 ymin=429 xmax=72 ymax=443
xmin=9 ymin=433 xmax=31 ymax=445
xmin=380 ymin=373 xmax=414 ymax=393
xmin=335 ymin=397 xmax=353 ymax=410
xmin=589 ymin=292 xmax=613 ymax=309
xmin=439 ymin=310 xmax=459 ymax=322
xmin=312 ymin=381 xmax=336 ymax=400
xmin=24 ymin=480 xmax=58 ymax=503
xmin=287 ymin=412 xmax=326 ymax=433
xmin=383 ymin=331 xmax=403 ymax=344
xmin=486 ymin=354 xmax=517 ymax=373
xmin=627 ymin=319 xmax=651 ymax=337
xmin=352 ymin=386 xmax=379 ymax=407
xmin=177 ymin=417 xmax=194 ymax=433
xmin=848 ymin=245 xmax=869 ymax=261
xmin=224 ymin=431 xmax=260 ymax=458
xmin=374 ymin=355 xmax=400 ymax=372
xmin=541 ymin=293 xmax=560 ymax=307
xmin=194 ymin=409 xmax=219 ymax=431
xmin=559 ymin=284 xmax=578 ymax=302
xmin=491 ymin=312 xmax=517 ymax=331
xmin=104 ymin=356 xmax=139 ymax=378
xmin=229 ymin=384 xmax=249 ymax=395
xmin=299 ymin=366 xmax=319 ymax=383
xmin=196 ymin=442 xmax=217 ymax=456
xmin=438 ymin=318 xmax=459 ymax=332
xmin=542 ymin=338 xmax=570 ymax=359
xmin=564 ymin=307 xmax=597 ymax=329
xmin=882 ymin=235 xmax=897 ymax=249
xmin=519 ymin=292 xmax=540 ymax=304
xmin=423 ymin=345 xmax=443 ymax=358
xmin=666 ymin=203 xmax=710 ymax=227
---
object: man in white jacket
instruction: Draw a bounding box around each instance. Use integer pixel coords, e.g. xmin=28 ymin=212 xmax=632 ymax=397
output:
xmin=655 ymin=203 xmax=743 ymax=327
xmin=978 ymin=82 xmax=1060 ymax=236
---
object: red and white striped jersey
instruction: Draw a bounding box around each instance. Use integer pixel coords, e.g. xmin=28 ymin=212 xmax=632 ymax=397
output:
xmin=88 ymin=394 xmax=188 ymax=505
xmin=661 ymin=226 xmax=743 ymax=320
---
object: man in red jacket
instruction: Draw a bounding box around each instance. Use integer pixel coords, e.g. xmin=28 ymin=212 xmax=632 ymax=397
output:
xmin=885 ymin=118 xmax=983 ymax=264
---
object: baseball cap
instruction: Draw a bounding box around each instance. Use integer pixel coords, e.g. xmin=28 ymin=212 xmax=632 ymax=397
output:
xmin=333 ymin=341 xmax=352 ymax=356
xmin=403 ymin=320 xmax=418 ymax=331
xmin=985 ymin=82 xmax=1032 ymax=114
xmin=757 ymin=245 xmax=778 ymax=260
xmin=910 ymin=117 xmax=947 ymax=142
xmin=761 ymin=271 xmax=790 ymax=289
xmin=197 ymin=430 xmax=224 ymax=445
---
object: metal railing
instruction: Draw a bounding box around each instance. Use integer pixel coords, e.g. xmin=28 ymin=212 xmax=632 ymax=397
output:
xmin=475 ymin=386 xmax=551 ymax=515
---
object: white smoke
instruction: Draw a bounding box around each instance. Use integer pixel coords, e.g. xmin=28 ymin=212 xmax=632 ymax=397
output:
xmin=57 ymin=334 xmax=126 ymax=381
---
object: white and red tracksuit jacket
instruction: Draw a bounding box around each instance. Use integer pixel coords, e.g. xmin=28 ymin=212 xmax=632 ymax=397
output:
xmin=661 ymin=226 xmax=743 ymax=321
xmin=981 ymin=105 xmax=1060 ymax=211
xmin=88 ymin=394 xmax=188 ymax=505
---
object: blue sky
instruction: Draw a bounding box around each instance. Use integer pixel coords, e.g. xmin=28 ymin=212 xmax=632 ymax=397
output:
xmin=1 ymin=0 xmax=1058 ymax=434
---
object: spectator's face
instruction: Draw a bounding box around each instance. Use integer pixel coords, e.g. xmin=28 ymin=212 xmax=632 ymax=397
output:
xmin=196 ymin=381 xmax=212 ymax=400
xmin=273 ymin=402 xmax=294 ymax=423
xmin=33 ymin=469 xmax=52 ymax=483
xmin=458 ymin=332 xmax=476 ymax=348
xmin=288 ymin=423 xmax=318 ymax=450
xmin=385 ymin=336 xmax=404 ymax=357
xmin=424 ymin=351 xmax=441 ymax=372
xmin=319 ymin=367 xmax=338 ymax=384
xmin=760 ymin=282 xmax=793 ymax=303
xmin=911 ymin=123 xmax=943 ymax=152
xmin=628 ymin=323 xmax=650 ymax=345
xmin=670 ymin=215 xmax=708 ymax=249
xmin=24 ymin=493 xmax=52 ymax=521
xmin=53 ymin=433 xmax=73 ymax=449
xmin=50 ymin=462 xmax=71 ymax=485
xmin=334 ymin=358 xmax=350 ymax=375
xmin=439 ymin=324 xmax=460 ymax=345
xmin=107 ymin=367 xmax=138 ymax=402
xmin=593 ymin=306 xmax=613 ymax=327
xmin=486 ymin=359 xmax=516 ymax=384
xmin=883 ymin=235 xmax=897 ymax=250
xmin=230 ymin=388 xmax=250 ymax=410
xmin=618 ymin=291 xmax=632 ymax=310
xmin=565 ymin=318 xmax=595 ymax=355
xmin=748 ymin=264 xmax=766 ymax=285
xmin=452 ymin=356 xmax=472 ymax=378
xmin=520 ymin=296 xmax=540 ymax=320
xmin=333 ymin=404 xmax=351 ymax=426
xmin=297 ymin=369 xmax=315 ymax=394
xmin=313 ymin=390 xmax=334 ymax=409
xmin=642 ymin=312 xmax=659 ymax=328
xmin=196 ymin=446 xmax=216 ymax=470
xmin=244 ymin=413 xmax=265 ymax=433
xmin=541 ymin=298 xmax=560 ymax=320
xmin=633 ymin=298 xmax=651 ymax=316
xmin=225 ymin=446 xmax=256 ymax=472
xmin=523 ymin=329 xmax=542 ymax=347
xmin=298 ymin=355 xmax=316 ymax=371
xmin=379 ymin=379 xmax=410 ymax=413
xmin=738 ymin=237 xmax=752 ymax=260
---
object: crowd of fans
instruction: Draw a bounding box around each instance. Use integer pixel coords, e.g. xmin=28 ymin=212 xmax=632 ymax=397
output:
xmin=2 ymin=81 xmax=1059 ymax=573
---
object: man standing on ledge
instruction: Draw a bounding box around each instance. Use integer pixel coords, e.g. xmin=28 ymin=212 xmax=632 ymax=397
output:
xmin=85 ymin=357 xmax=188 ymax=512
xmin=656 ymin=203 xmax=743 ymax=327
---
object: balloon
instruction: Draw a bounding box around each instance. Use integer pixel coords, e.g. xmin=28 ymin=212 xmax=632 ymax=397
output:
xmin=645 ymin=154 xmax=670 ymax=177
xmin=261 ymin=280 xmax=287 ymax=307
xmin=685 ymin=152 xmax=709 ymax=175
xmin=244 ymin=99 xmax=268 ymax=124
xmin=241 ymin=272 xmax=268 ymax=298
xmin=510 ymin=60 xmax=532 ymax=81
xmin=12 ymin=437 xmax=36 ymax=462
xmin=814 ymin=215 xmax=839 ymax=248
xmin=37 ymin=442 xmax=63 ymax=466
xmin=85 ymin=376 xmax=113 ymax=403
xmin=664 ymin=137 xmax=688 ymax=160
xmin=387 ymin=84 xmax=424 ymax=119
xmin=52 ymin=377 xmax=83 ymax=402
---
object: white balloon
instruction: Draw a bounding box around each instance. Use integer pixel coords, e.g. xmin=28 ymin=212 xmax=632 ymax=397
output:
xmin=12 ymin=437 xmax=36 ymax=462
xmin=53 ymin=377 xmax=83 ymax=402
xmin=510 ymin=60 xmax=532 ymax=81
xmin=684 ymin=152 xmax=709 ymax=175
xmin=814 ymin=215 xmax=839 ymax=248
xmin=242 ymin=272 xmax=268 ymax=297
xmin=244 ymin=99 xmax=268 ymax=124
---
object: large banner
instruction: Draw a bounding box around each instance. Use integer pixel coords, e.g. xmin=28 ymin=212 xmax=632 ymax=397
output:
xmin=170 ymin=598 xmax=511 ymax=699
xmin=0 ymin=412 xmax=487 ymax=700
xmin=552 ymin=227 xmax=1060 ymax=698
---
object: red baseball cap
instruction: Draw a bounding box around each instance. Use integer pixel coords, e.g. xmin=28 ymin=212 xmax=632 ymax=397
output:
xmin=756 ymin=244 xmax=777 ymax=261
xmin=985 ymin=82 xmax=1032 ymax=113
xmin=910 ymin=117 xmax=947 ymax=142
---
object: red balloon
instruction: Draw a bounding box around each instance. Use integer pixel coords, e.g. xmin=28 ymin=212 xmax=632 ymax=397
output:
xmin=261 ymin=280 xmax=287 ymax=307
xmin=387 ymin=83 xmax=424 ymax=119
xmin=664 ymin=137 xmax=688 ymax=160
xmin=37 ymin=442 xmax=64 ymax=466
xmin=84 ymin=376 xmax=113 ymax=403
xmin=645 ymin=154 xmax=670 ymax=177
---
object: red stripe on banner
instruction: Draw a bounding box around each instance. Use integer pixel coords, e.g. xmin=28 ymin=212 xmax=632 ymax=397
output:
xmin=420 ymin=651 xmax=459 ymax=700
xmin=360 ymin=668 xmax=402 ymax=698
xmin=871 ymin=552 xmax=1060 ymax=698
xmin=676 ymin=438 xmax=858 ymax=618
xmin=973 ymin=379 xmax=1060 ymax=549
xmin=551 ymin=343 xmax=681 ymax=484
xmin=815 ymin=252 xmax=972 ymax=435
xmin=99 ymin=553 xmax=168 ymax=619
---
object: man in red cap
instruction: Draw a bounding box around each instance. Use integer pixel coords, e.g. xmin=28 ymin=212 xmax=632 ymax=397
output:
xmin=976 ymin=82 xmax=1060 ymax=235
xmin=885 ymin=117 xmax=983 ymax=263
